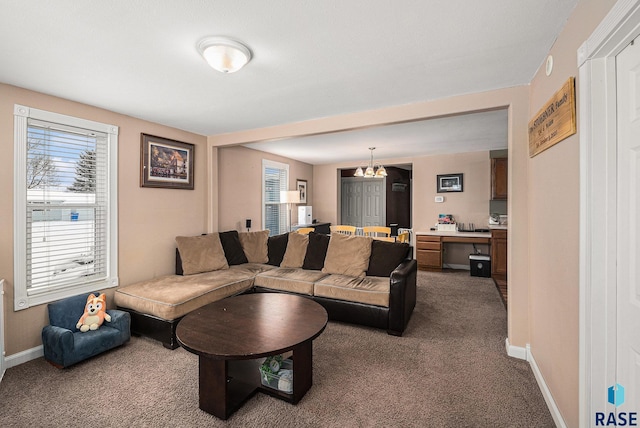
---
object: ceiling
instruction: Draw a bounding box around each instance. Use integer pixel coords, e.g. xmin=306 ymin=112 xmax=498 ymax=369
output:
xmin=244 ymin=109 xmax=509 ymax=165
xmin=0 ymin=1 xmax=578 ymax=164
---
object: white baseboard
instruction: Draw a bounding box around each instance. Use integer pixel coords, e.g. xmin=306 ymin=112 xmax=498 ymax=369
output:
xmin=5 ymin=345 xmax=43 ymax=369
xmin=505 ymin=338 xmax=528 ymax=360
xmin=504 ymin=339 xmax=566 ymax=427
xmin=529 ymin=350 xmax=566 ymax=428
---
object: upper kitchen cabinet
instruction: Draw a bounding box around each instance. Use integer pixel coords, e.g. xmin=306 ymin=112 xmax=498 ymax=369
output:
xmin=491 ymin=157 xmax=508 ymax=200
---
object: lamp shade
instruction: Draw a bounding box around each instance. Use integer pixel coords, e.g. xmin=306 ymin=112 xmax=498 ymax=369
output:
xmin=197 ymin=37 xmax=252 ymax=73
xmin=280 ymin=190 xmax=300 ymax=204
xmin=375 ymin=165 xmax=388 ymax=177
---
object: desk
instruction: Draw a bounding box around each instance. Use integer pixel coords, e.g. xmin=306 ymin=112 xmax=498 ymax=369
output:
xmin=415 ymin=231 xmax=491 ymax=271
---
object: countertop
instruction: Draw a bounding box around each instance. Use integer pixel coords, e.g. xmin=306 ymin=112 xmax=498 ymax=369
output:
xmin=415 ymin=230 xmax=492 ymax=238
xmin=488 ymin=225 xmax=508 ymax=230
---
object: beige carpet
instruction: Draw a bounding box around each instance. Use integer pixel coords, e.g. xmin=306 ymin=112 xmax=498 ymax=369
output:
xmin=0 ymin=271 xmax=555 ymax=427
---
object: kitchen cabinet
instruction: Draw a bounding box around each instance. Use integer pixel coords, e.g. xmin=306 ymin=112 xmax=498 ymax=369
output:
xmin=491 ymin=229 xmax=507 ymax=276
xmin=491 ymin=158 xmax=508 ymax=200
xmin=416 ymin=235 xmax=442 ymax=270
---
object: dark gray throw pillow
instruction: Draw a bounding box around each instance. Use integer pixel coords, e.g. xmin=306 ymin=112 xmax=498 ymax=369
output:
xmin=267 ymin=232 xmax=289 ymax=266
xmin=366 ymin=240 xmax=410 ymax=277
xmin=302 ymin=232 xmax=330 ymax=270
xmin=219 ymin=230 xmax=249 ymax=265
xmin=176 ymin=248 xmax=184 ymax=275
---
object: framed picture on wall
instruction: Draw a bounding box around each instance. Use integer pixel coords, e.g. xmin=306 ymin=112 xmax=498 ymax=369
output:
xmin=140 ymin=133 xmax=194 ymax=189
xmin=437 ymin=173 xmax=463 ymax=193
xmin=297 ymin=179 xmax=308 ymax=203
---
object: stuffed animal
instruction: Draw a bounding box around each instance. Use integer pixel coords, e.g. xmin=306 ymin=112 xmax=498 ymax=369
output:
xmin=76 ymin=293 xmax=111 ymax=332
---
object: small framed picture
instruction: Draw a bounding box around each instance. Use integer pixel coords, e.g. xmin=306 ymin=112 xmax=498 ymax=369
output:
xmin=297 ymin=179 xmax=308 ymax=203
xmin=140 ymin=133 xmax=194 ymax=189
xmin=437 ymin=173 xmax=463 ymax=193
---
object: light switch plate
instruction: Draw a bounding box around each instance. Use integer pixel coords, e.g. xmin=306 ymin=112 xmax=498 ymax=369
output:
xmin=435 ymin=196 xmax=444 ymax=203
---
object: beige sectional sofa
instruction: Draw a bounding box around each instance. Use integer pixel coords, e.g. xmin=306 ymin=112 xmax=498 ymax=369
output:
xmin=115 ymin=230 xmax=417 ymax=349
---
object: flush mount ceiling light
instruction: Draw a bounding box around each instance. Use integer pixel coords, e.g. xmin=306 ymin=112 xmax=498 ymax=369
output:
xmin=354 ymin=147 xmax=387 ymax=178
xmin=197 ymin=37 xmax=252 ymax=73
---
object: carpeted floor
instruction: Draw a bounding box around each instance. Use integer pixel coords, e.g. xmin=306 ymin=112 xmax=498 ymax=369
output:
xmin=0 ymin=270 xmax=555 ymax=427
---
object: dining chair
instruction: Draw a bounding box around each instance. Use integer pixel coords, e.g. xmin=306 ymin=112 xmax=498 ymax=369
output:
xmin=397 ymin=231 xmax=410 ymax=243
xmin=330 ymin=225 xmax=357 ymax=235
xmin=363 ymin=226 xmax=392 ymax=238
xmin=296 ymin=227 xmax=314 ymax=235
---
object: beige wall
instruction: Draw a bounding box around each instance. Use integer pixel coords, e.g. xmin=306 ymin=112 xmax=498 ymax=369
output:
xmin=0 ymin=84 xmax=208 ymax=356
xmin=318 ymin=151 xmax=492 ymax=266
xmin=412 ymin=151 xmax=490 ymax=232
xmin=414 ymin=151 xmax=491 ymax=265
xmin=313 ymin=151 xmax=490 ymax=224
xmin=217 ymin=145 xmax=313 ymax=231
xmin=318 ymin=155 xmax=508 ymax=267
xmin=527 ymin=0 xmax=617 ymax=426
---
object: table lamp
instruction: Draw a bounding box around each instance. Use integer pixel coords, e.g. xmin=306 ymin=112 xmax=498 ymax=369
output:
xmin=280 ymin=190 xmax=301 ymax=232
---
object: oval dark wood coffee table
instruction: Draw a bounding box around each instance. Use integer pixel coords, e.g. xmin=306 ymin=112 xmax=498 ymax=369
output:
xmin=176 ymin=293 xmax=328 ymax=420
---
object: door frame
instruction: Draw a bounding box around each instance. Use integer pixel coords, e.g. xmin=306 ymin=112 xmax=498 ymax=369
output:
xmin=578 ymin=0 xmax=640 ymax=424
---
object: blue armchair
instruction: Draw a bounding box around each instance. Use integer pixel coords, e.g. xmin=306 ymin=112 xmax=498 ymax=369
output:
xmin=42 ymin=292 xmax=131 ymax=368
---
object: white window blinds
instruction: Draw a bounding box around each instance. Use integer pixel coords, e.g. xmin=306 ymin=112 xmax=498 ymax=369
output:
xmin=13 ymin=104 xmax=118 ymax=310
xmin=263 ymin=160 xmax=288 ymax=235
xmin=26 ymin=119 xmax=109 ymax=290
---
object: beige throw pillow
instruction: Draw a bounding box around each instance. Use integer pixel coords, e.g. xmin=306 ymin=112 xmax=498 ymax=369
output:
xmin=175 ymin=233 xmax=229 ymax=275
xmin=322 ymin=233 xmax=373 ymax=277
xmin=238 ymin=230 xmax=269 ymax=263
xmin=280 ymin=232 xmax=309 ymax=268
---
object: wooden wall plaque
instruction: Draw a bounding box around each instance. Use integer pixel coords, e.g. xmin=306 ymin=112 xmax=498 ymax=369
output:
xmin=528 ymin=77 xmax=576 ymax=157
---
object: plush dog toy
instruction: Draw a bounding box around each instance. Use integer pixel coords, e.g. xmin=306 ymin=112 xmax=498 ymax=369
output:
xmin=76 ymin=293 xmax=111 ymax=332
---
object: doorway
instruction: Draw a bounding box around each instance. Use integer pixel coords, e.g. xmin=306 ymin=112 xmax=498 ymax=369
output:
xmin=341 ymin=177 xmax=385 ymax=227
xmin=339 ymin=165 xmax=412 ymax=228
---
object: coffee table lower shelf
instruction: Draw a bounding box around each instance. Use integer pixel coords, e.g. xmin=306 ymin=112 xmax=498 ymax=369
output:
xmin=198 ymin=340 xmax=313 ymax=420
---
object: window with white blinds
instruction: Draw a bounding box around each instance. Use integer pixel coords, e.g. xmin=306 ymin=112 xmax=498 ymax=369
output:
xmin=14 ymin=105 xmax=118 ymax=310
xmin=262 ymin=159 xmax=288 ymax=236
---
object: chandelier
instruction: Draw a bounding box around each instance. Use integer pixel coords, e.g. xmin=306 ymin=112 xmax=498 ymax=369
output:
xmin=354 ymin=147 xmax=387 ymax=178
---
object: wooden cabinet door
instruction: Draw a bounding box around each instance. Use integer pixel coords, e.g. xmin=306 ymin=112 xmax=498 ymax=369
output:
xmin=417 ymin=249 xmax=441 ymax=270
xmin=416 ymin=235 xmax=442 ymax=270
xmin=491 ymin=229 xmax=507 ymax=275
xmin=491 ymin=158 xmax=508 ymax=200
